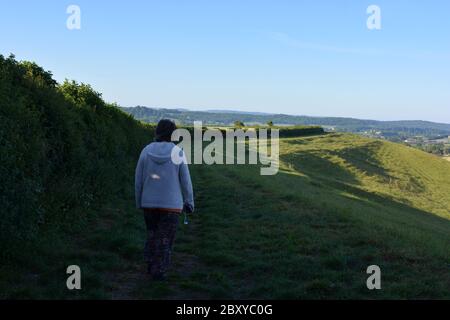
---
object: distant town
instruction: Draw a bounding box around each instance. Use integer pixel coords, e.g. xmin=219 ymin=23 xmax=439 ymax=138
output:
xmin=360 ymin=130 xmax=450 ymax=157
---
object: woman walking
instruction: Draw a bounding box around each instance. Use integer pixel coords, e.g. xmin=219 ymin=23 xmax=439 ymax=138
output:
xmin=135 ymin=119 xmax=194 ymax=280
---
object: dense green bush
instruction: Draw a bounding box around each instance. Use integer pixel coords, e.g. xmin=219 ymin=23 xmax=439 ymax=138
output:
xmin=0 ymin=55 xmax=153 ymax=257
xmin=275 ymin=125 xmax=324 ymax=137
xmin=209 ymin=125 xmax=325 ymax=138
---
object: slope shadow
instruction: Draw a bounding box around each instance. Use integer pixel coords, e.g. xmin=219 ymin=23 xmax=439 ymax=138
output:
xmin=283 ymin=137 xmax=393 ymax=181
xmin=276 ymin=156 xmax=450 ymax=234
xmin=328 ymin=140 xmax=393 ymax=180
xmin=280 ymin=150 xmax=360 ymax=186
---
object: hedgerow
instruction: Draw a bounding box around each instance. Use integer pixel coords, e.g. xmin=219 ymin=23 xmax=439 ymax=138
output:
xmin=0 ymin=55 xmax=153 ymax=257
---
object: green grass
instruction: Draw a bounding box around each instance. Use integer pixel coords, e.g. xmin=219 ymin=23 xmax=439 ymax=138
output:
xmin=2 ymin=133 xmax=450 ymax=299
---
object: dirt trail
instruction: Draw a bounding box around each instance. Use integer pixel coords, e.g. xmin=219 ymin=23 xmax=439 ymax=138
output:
xmin=106 ymin=167 xmax=214 ymax=300
xmin=107 ymin=211 xmax=208 ymax=299
xmin=109 ymin=264 xmax=147 ymax=299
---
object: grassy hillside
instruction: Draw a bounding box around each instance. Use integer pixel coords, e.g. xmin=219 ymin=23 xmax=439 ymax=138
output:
xmin=279 ymin=133 xmax=450 ymax=220
xmin=164 ymin=133 xmax=450 ymax=299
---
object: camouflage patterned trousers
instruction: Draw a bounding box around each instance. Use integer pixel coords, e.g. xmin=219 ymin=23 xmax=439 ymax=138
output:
xmin=143 ymin=210 xmax=179 ymax=276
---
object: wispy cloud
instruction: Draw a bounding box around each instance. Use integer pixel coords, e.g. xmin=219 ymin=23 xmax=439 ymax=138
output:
xmin=268 ymin=31 xmax=384 ymax=55
xmin=268 ymin=31 xmax=449 ymax=60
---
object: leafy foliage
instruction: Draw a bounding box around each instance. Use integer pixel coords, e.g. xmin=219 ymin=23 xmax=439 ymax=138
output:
xmin=0 ymin=55 xmax=153 ymax=258
xmin=234 ymin=120 xmax=245 ymax=128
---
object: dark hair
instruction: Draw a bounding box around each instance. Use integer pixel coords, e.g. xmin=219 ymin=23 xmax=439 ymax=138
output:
xmin=155 ymin=119 xmax=177 ymax=142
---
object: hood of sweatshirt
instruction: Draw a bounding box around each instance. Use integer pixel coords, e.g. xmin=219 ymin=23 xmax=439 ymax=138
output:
xmin=145 ymin=142 xmax=176 ymax=164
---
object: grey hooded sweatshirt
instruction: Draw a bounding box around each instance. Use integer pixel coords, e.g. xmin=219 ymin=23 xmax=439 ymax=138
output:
xmin=135 ymin=142 xmax=194 ymax=211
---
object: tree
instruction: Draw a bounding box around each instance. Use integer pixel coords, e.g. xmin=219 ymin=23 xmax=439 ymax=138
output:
xmin=59 ymin=80 xmax=104 ymax=111
xmin=267 ymin=121 xmax=274 ymax=127
xmin=444 ymin=144 xmax=450 ymax=155
xmin=234 ymin=120 xmax=245 ymax=128
xmin=20 ymin=60 xmax=58 ymax=87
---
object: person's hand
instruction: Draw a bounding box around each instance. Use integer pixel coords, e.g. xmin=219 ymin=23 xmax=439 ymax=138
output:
xmin=183 ymin=203 xmax=194 ymax=214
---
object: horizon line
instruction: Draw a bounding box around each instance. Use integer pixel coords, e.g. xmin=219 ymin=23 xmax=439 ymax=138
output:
xmin=125 ymin=105 xmax=450 ymax=126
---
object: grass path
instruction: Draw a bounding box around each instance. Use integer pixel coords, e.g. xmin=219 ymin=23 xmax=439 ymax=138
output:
xmin=0 ymin=166 xmax=219 ymax=299
xmin=94 ymin=174 xmax=211 ymax=300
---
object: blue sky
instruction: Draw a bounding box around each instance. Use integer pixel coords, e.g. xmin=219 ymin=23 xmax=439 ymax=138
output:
xmin=1 ymin=0 xmax=449 ymax=122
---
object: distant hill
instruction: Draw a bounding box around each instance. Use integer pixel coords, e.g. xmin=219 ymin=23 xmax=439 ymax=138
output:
xmin=121 ymin=106 xmax=450 ymax=139
xmin=205 ymin=109 xmax=275 ymax=115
